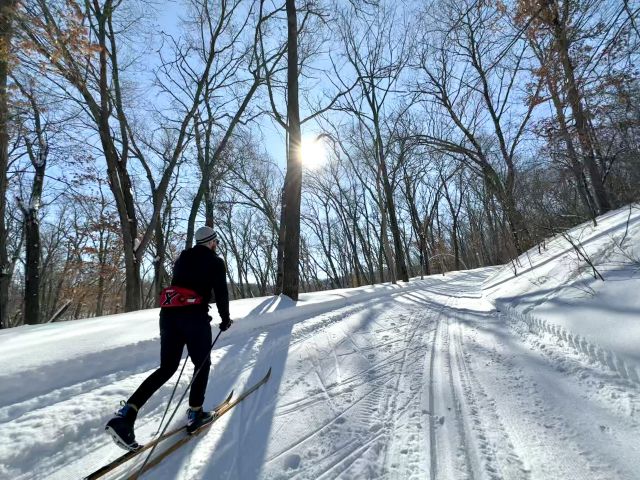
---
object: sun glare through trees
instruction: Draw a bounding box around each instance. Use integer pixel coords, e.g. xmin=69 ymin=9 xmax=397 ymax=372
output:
xmin=300 ymin=136 xmax=327 ymax=170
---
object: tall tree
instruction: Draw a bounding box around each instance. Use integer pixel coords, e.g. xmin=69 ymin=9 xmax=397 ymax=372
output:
xmin=14 ymin=79 xmax=50 ymax=324
xmin=516 ymin=0 xmax=625 ymax=214
xmin=183 ymin=0 xmax=285 ymax=249
xmin=415 ymin=0 xmax=541 ymax=255
xmin=333 ymin=3 xmax=412 ymax=282
xmin=0 ymin=0 xmax=17 ymax=328
xmin=282 ymin=0 xmax=303 ymax=299
xmin=18 ymin=0 xmax=238 ymax=311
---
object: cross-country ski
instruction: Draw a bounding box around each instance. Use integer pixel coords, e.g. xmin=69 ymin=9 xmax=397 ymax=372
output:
xmin=85 ymin=390 xmax=234 ymax=480
xmin=124 ymin=367 xmax=271 ymax=480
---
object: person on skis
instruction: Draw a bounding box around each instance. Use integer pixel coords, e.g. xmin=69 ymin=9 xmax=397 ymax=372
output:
xmin=106 ymin=226 xmax=233 ymax=451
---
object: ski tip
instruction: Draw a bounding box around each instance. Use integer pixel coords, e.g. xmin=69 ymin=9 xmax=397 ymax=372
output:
xmin=265 ymin=367 xmax=272 ymax=379
xmin=214 ymin=390 xmax=234 ymax=413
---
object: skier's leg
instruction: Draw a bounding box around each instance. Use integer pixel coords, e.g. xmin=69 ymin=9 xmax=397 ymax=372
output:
xmin=127 ymin=315 xmax=185 ymax=410
xmin=184 ymin=316 xmax=213 ymax=408
xmin=183 ymin=316 xmax=213 ymax=433
xmin=106 ymin=314 xmax=185 ymax=450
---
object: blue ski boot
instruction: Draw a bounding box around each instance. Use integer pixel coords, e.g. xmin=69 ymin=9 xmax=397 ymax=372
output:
xmin=106 ymin=402 xmax=140 ymax=451
xmin=186 ymin=407 xmax=214 ymax=434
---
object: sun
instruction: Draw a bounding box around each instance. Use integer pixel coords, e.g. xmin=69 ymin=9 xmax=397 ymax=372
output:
xmin=300 ymin=136 xmax=327 ymax=170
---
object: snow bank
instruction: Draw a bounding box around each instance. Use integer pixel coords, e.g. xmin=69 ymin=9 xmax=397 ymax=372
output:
xmin=483 ymin=204 xmax=640 ymax=381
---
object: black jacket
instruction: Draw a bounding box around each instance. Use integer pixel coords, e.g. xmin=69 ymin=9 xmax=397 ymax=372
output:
xmin=163 ymin=244 xmax=230 ymax=320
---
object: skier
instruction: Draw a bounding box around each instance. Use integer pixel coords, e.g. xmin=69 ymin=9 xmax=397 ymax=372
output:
xmin=106 ymin=226 xmax=233 ymax=451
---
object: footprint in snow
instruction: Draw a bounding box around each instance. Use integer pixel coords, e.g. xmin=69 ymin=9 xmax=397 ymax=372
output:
xmin=284 ymin=453 xmax=301 ymax=470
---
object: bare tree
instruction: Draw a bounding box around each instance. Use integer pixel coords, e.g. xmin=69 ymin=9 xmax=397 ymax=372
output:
xmin=441 ymin=167 xmax=466 ymax=270
xmin=517 ymin=0 xmax=640 ymax=218
xmin=415 ymin=0 xmax=542 ymax=255
xmin=183 ymin=0 xmax=286 ymax=248
xmin=332 ymin=2 xmax=413 ymax=282
xmin=17 ymin=0 xmax=251 ymax=311
xmin=517 ymin=0 xmax=613 ymax=214
xmin=399 ymin=148 xmax=447 ymax=278
xmin=12 ymin=78 xmax=51 ymax=324
xmin=0 ymin=0 xmax=18 ymax=328
xmin=279 ymin=0 xmax=304 ymax=299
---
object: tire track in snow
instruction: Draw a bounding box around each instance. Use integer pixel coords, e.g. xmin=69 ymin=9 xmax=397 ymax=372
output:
xmin=509 ymin=314 xmax=640 ymax=423
xmin=316 ymin=314 xmax=417 ymax=478
xmin=310 ymin=432 xmax=387 ymax=480
xmin=500 ymin=314 xmax=640 ymax=478
xmin=268 ymin=376 xmax=392 ymax=464
xmin=427 ymin=295 xmax=531 ymax=480
xmin=442 ymin=312 xmax=476 ymax=480
xmin=265 ymin=306 xmax=410 ymax=473
xmin=427 ymin=310 xmax=439 ymax=480
xmin=381 ymin=311 xmax=434 ymax=479
xmin=276 ymin=337 xmax=409 ymax=416
xmin=428 ymin=301 xmax=475 ymax=480
xmin=449 ymin=316 xmax=529 ymax=480
xmin=268 ymin=362 xmax=396 ymax=479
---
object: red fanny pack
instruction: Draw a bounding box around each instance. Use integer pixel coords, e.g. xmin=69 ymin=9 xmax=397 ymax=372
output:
xmin=159 ymin=286 xmax=203 ymax=308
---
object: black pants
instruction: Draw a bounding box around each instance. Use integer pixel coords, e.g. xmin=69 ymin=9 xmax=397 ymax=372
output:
xmin=128 ymin=311 xmax=212 ymax=411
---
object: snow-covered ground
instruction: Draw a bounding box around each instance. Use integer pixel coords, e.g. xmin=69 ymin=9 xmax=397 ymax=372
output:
xmin=484 ymin=204 xmax=640 ymax=374
xmin=1 ymin=206 xmax=639 ymax=480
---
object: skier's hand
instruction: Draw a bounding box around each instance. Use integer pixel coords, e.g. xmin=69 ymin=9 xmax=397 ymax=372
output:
xmin=219 ymin=317 xmax=233 ymax=332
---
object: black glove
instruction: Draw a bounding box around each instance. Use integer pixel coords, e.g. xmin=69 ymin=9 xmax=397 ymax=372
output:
xmin=219 ymin=317 xmax=233 ymax=332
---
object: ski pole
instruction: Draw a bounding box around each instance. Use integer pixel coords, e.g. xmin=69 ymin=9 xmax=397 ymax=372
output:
xmin=152 ymin=359 xmax=187 ymax=437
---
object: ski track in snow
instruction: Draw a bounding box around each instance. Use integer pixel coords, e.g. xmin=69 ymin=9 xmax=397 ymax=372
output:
xmin=1 ymin=270 xmax=639 ymax=480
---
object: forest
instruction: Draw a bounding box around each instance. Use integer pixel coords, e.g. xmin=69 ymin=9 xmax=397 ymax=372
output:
xmin=0 ymin=0 xmax=638 ymax=327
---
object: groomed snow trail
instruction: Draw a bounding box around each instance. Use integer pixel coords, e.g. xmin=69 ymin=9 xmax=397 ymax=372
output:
xmin=0 ymin=269 xmax=638 ymax=479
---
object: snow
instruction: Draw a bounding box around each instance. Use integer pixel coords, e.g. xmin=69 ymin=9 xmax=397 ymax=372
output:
xmin=0 ymin=206 xmax=639 ymax=480
xmin=484 ymin=204 xmax=640 ymax=372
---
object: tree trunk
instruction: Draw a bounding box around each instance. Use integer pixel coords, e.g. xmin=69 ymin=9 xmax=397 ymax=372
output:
xmin=204 ymin=173 xmax=215 ymax=227
xmin=22 ymin=163 xmax=46 ymax=325
xmin=186 ymin=181 xmax=206 ymax=249
xmin=19 ymin=81 xmax=48 ymax=325
xmin=451 ymin=216 xmax=460 ymax=270
xmin=94 ymin=10 xmax=142 ymax=312
xmin=379 ymin=160 xmax=409 ymax=282
xmin=546 ymin=75 xmax=598 ymax=221
xmin=378 ymin=241 xmax=385 ymax=284
xmin=0 ymin=0 xmax=17 ymax=329
xmin=421 ymin=232 xmax=430 ymax=277
xmin=123 ymin=253 xmax=142 ymax=311
xmin=153 ymin=220 xmax=166 ymax=307
xmin=275 ymin=187 xmax=285 ymax=295
xmin=96 ymin=247 xmax=106 ymax=317
xmin=372 ymin=108 xmax=408 ymax=283
xmin=23 ymin=210 xmax=40 ymax=324
xmin=443 ymin=176 xmax=462 ymax=271
xmin=282 ymin=0 xmax=302 ymax=300
xmin=376 ymin=178 xmax=395 ymax=283
xmin=553 ymin=18 xmax=611 ymax=213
